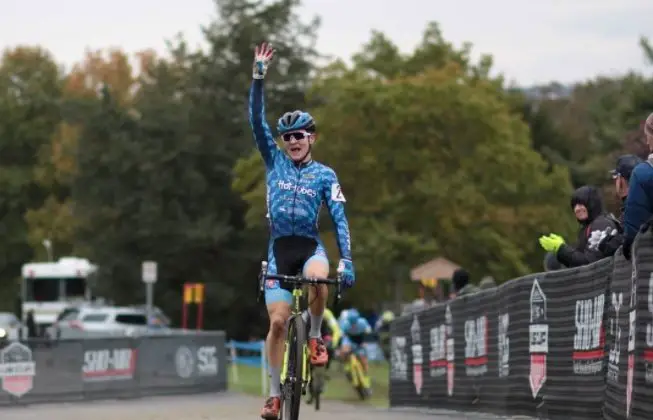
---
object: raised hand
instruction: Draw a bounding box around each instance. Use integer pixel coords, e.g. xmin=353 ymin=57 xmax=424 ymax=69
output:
xmin=253 ymin=42 xmax=275 ymax=80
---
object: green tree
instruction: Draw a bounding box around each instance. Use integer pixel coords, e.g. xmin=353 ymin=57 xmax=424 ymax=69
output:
xmin=70 ymin=0 xmax=321 ymax=338
xmin=0 ymin=46 xmax=63 ymax=307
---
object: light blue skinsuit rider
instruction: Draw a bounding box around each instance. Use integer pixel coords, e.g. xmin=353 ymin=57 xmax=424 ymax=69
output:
xmin=248 ymin=78 xmax=353 ymax=305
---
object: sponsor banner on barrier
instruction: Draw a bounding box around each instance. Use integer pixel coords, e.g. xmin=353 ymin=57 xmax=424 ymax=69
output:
xmin=389 ymin=230 xmax=653 ymax=420
xmin=82 ymin=348 xmax=136 ymax=382
xmin=0 ymin=342 xmax=35 ymax=397
xmin=529 ymin=278 xmax=548 ymax=399
xmin=0 ymin=332 xmax=227 ymax=406
xmin=603 ymin=250 xmax=633 ymax=420
xmin=175 ymin=345 xmax=219 ymax=379
xmin=135 ymin=333 xmax=226 ymax=392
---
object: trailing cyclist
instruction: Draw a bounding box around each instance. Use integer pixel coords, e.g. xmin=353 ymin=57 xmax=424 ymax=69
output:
xmin=339 ymin=309 xmax=372 ymax=374
xmin=249 ymin=42 xmax=356 ymax=420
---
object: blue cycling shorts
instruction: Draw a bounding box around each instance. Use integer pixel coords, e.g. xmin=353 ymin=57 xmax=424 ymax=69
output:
xmin=341 ymin=335 xmax=367 ymax=357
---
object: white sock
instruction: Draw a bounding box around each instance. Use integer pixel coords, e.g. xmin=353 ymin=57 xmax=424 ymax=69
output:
xmin=309 ymin=310 xmax=323 ymax=338
xmin=269 ymin=366 xmax=281 ymax=397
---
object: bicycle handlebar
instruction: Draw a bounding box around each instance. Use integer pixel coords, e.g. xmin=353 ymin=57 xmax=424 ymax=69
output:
xmin=265 ymin=273 xmax=340 ymax=285
xmin=258 ymin=261 xmax=343 ymax=305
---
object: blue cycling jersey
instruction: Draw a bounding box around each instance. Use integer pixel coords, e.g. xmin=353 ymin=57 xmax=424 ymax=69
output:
xmin=248 ymin=79 xmax=352 ymax=260
xmin=340 ymin=317 xmax=372 ymax=337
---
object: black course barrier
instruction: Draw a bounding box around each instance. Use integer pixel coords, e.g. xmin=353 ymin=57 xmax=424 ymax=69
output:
xmin=389 ymin=227 xmax=653 ymax=420
xmin=0 ymin=331 xmax=227 ymax=405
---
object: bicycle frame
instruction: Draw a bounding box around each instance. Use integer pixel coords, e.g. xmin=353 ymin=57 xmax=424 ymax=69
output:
xmin=348 ymin=352 xmax=371 ymax=389
xmin=280 ymin=288 xmax=311 ymax=388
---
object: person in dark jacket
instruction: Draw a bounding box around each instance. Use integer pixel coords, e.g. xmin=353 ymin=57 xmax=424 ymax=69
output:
xmin=598 ymin=154 xmax=642 ymax=255
xmin=539 ymin=185 xmax=618 ymax=267
xmin=623 ymin=112 xmax=653 ymax=259
xmin=450 ymin=268 xmax=478 ymax=298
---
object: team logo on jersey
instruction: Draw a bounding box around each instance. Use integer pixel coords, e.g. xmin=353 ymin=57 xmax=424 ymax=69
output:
xmin=277 ymin=181 xmax=317 ymax=198
xmin=331 ymin=183 xmax=346 ymax=202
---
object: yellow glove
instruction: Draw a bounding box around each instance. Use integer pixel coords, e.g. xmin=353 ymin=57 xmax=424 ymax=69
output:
xmin=538 ymin=233 xmax=565 ymax=253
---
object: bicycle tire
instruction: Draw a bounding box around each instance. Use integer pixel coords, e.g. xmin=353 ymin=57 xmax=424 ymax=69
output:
xmin=282 ymin=315 xmax=306 ymax=420
xmin=311 ymin=366 xmax=323 ymax=410
xmin=351 ymin=354 xmax=369 ymax=401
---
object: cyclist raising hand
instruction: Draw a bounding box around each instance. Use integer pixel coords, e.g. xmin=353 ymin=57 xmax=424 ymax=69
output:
xmin=249 ymin=42 xmax=356 ymax=420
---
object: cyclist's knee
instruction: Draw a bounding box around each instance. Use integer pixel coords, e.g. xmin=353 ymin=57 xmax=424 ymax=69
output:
xmin=268 ymin=304 xmax=290 ymax=338
xmin=303 ymin=255 xmax=329 ymax=278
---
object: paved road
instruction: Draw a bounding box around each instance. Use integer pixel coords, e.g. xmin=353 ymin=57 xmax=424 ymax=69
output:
xmin=1 ymin=392 xmax=521 ymax=420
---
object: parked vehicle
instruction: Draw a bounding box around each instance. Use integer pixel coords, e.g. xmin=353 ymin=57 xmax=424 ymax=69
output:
xmin=0 ymin=312 xmax=23 ymax=341
xmin=47 ymin=306 xmax=170 ymax=339
xmin=21 ymin=257 xmax=98 ymax=329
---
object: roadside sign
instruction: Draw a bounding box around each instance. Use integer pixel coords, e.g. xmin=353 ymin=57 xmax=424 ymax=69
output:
xmin=142 ymin=261 xmax=157 ymax=284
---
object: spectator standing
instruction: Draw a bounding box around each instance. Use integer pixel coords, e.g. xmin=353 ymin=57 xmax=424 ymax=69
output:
xmin=539 ymin=185 xmax=618 ymax=267
xmin=450 ymin=268 xmax=478 ymax=298
xmin=25 ymin=310 xmax=37 ymax=338
xmin=623 ymin=112 xmax=653 ymax=259
xmin=598 ymin=154 xmax=642 ymax=255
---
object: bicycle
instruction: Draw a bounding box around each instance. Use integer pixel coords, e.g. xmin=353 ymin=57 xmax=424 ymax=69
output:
xmin=258 ymin=261 xmax=342 ymax=420
xmin=343 ymin=347 xmax=372 ymax=400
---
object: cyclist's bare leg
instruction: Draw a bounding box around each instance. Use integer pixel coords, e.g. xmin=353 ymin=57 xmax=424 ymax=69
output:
xmin=266 ymin=302 xmax=291 ymax=395
xmin=341 ymin=344 xmax=352 ymax=363
xmin=359 ymin=353 xmax=369 ymax=372
xmin=304 ymin=259 xmax=329 ymax=337
xmin=304 ymin=258 xmax=330 ymax=365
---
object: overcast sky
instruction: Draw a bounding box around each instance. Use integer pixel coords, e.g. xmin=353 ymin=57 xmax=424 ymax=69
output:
xmin=1 ymin=0 xmax=652 ymax=86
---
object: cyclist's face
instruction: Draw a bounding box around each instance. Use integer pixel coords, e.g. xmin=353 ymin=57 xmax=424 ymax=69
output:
xmin=282 ymin=131 xmax=314 ymax=161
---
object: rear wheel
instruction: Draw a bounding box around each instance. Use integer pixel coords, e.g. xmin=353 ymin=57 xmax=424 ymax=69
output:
xmin=281 ymin=315 xmax=306 ymax=420
xmin=311 ymin=366 xmax=323 ymax=410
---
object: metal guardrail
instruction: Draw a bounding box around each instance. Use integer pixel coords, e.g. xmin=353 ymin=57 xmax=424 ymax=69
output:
xmin=0 ymin=331 xmax=227 ymax=405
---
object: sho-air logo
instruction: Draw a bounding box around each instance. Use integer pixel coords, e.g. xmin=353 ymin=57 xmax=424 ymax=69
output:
xmin=645 ymin=273 xmax=653 ymax=385
xmin=498 ymin=313 xmax=510 ymax=378
xmin=572 ymin=293 xmax=605 ymax=375
xmin=410 ymin=315 xmax=423 ymax=395
xmin=627 ymin=256 xmax=638 ymax=418
xmin=529 ymin=279 xmax=548 ymax=399
xmin=607 ymin=292 xmax=623 ymax=384
xmin=277 ymin=181 xmax=317 ymax=198
xmin=390 ymin=336 xmax=408 ymax=381
xmin=445 ymin=305 xmax=455 ymax=396
xmin=464 ymin=315 xmax=488 ymax=376
xmin=429 ymin=322 xmax=447 ymax=378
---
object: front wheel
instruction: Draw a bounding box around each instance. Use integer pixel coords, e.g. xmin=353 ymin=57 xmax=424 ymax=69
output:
xmin=281 ymin=315 xmax=306 ymax=420
xmin=311 ymin=366 xmax=325 ymax=410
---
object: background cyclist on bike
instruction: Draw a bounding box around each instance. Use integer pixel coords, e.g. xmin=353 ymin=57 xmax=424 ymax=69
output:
xmin=249 ymin=42 xmax=355 ymax=420
xmin=338 ymin=309 xmax=372 ymax=373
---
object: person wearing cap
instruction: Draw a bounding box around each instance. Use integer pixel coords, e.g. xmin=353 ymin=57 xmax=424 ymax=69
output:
xmin=598 ymin=155 xmax=643 ymax=255
xmin=623 ymin=112 xmax=653 ymax=259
